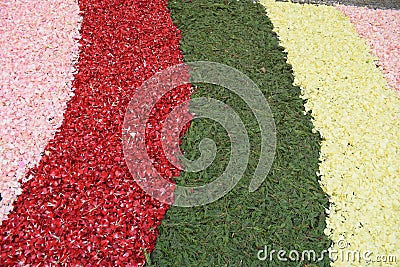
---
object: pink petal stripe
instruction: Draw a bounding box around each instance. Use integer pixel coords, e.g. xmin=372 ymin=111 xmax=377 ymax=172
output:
xmin=337 ymin=5 xmax=400 ymax=96
xmin=0 ymin=0 xmax=81 ymax=224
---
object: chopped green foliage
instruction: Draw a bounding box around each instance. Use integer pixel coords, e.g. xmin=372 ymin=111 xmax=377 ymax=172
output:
xmin=149 ymin=1 xmax=331 ymax=266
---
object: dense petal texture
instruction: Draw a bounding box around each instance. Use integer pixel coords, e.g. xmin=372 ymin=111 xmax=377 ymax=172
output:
xmin=0 ymin=0 xmax=81 ymax=224
xmin=261 ymin=0 xmax=400 ymax=266
xmin=2 ymin=0 xmax=398 ymax=265
xmin=336 ymin=5 xmax=400 ymax=96
xmin=0 ymin=0 xmax=190 ymax=265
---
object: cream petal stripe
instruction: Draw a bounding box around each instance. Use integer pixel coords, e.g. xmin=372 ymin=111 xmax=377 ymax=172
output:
xmin=261 ymin=0 xmax=400 ymax=266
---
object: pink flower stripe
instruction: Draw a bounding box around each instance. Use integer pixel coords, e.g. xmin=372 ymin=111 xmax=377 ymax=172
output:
xmin=337 ymin=5 xmax=400 ymax=96
xmin=0 ymin=0 xmax=81 ymax=223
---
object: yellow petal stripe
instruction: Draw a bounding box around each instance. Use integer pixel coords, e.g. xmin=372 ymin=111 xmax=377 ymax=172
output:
xmin=260 ymin=1 xmax=400 ymax=266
